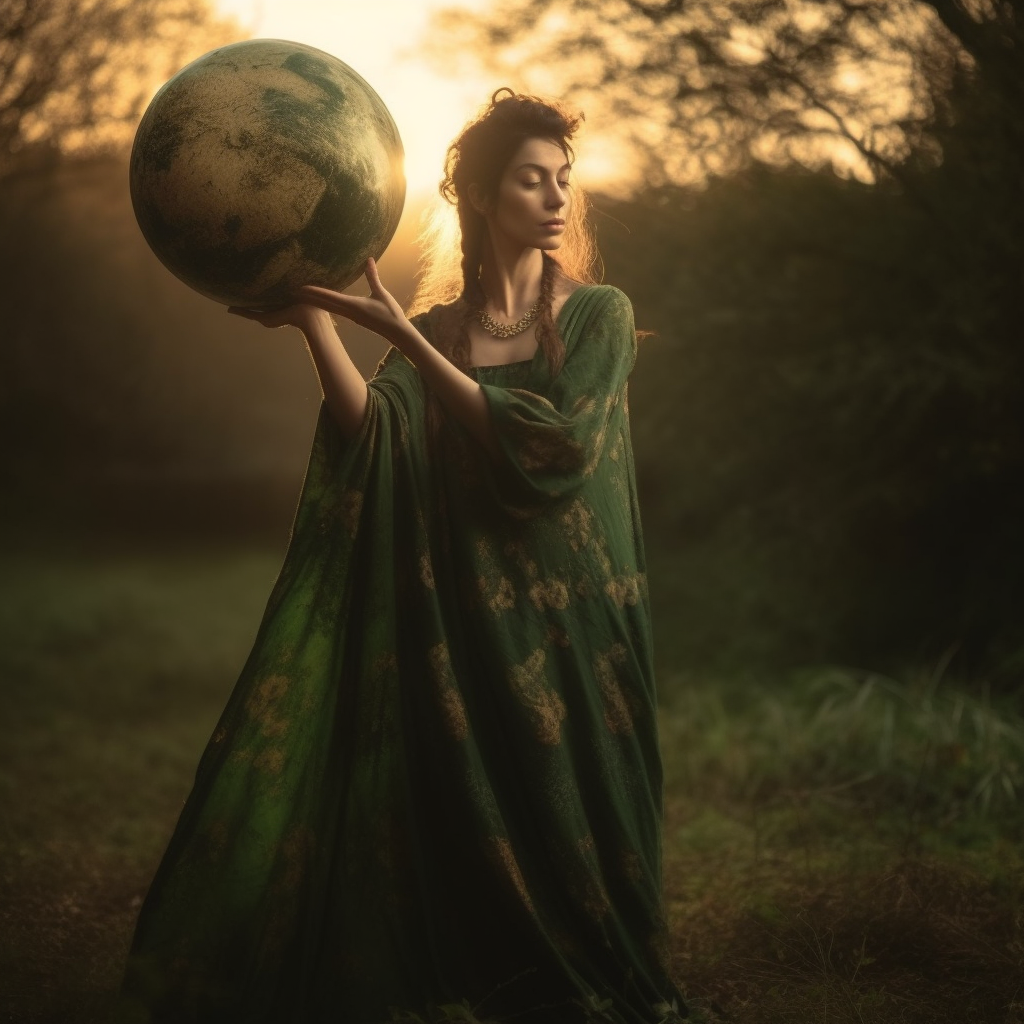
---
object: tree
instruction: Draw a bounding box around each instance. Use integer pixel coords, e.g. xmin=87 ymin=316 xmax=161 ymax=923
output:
xmin=425 ymin=0 xmax=1017 ymax=187
xmin=0 ymin=0 xmax=240 ymax=178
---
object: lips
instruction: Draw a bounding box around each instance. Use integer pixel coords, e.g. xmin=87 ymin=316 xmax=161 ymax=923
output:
xmin=541 ymin=219 xmax=565 ymax=227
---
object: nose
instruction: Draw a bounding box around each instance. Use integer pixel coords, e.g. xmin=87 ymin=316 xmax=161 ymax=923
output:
xmin=545 ymin=182 xmax=566 ymax=210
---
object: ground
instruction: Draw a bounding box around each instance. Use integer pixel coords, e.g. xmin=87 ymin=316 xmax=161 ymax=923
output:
xmin=1 ymin=543 xmax=1021 ymax=1023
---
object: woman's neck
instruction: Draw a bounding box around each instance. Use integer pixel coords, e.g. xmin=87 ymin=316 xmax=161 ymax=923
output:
xmin=477 ymin=245 xmax=545 ymax=318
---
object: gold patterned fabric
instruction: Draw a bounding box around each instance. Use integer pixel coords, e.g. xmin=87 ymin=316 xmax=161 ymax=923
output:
xmin=114 ymin=286 xmax=689 ymax=1023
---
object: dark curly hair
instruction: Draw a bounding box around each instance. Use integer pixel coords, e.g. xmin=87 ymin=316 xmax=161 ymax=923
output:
xmin=412 ymin=88 xmax=600 ymax=444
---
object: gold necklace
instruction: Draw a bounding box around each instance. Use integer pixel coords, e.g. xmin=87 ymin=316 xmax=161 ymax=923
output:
xmin=476 ymin=298 xmax=542 ymax=339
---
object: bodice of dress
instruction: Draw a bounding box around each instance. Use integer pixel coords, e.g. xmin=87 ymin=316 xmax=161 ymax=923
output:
xmin=469 ymin=358 xmax=535 ymax=384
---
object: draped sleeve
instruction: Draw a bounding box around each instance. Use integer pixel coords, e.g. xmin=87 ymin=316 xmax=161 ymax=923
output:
xmin=479 ymin=286 xmax=636 ymax=505
xmin=417 ymin=285 xmax=638 ymax=519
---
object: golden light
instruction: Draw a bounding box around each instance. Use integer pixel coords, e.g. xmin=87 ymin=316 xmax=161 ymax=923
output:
xmin=211 ymin=0 xmax=634 ymax=201
xmin=212 ymin=0 xmax=501 ymax=200
xmin=837 ymin=67 xmax=866 ymax=93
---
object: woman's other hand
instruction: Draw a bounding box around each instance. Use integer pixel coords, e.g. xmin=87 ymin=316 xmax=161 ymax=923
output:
xmin=295 ymin=258 xmax=408 ymax=343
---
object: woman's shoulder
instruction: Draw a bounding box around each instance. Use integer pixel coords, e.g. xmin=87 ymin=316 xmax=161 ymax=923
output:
xmin=556 ymin=281 xmax=631 ymax=314
xmin=583 ymin=282 xmax=632 ymax=306
xmin=555 ymin=283 xmax=633 ymax=332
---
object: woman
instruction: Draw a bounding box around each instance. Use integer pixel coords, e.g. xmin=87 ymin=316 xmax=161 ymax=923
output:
xmin=115 ymin=89 xmax=691 ymax=1024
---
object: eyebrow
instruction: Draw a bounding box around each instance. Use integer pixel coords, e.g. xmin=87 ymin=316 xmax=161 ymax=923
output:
xmin=514 ymin=162 xmax=572 ymax=174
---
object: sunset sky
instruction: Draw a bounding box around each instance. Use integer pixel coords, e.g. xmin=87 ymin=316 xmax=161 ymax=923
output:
xmin=213 ymin=0 xmax=510 ymax=199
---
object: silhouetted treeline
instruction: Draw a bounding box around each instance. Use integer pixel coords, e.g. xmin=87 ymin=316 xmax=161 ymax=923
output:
xmin=595 ymin=74 xmax=1022 ymax=681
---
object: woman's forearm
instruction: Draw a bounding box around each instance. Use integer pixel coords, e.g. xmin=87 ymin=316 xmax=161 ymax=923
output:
xmin=291 ymin=265 xmax=501 ymax=459
xmin=301 ymin=310 xmax=369 ymax=439
xmin=392 ymin=320 xmax=502 ymax=462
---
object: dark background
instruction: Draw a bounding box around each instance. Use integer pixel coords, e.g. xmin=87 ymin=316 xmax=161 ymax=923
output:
xmin=3 ymin=0 xmax=1023 ymax=685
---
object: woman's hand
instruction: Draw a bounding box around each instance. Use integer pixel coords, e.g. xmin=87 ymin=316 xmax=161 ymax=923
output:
xmin=296 ymin=257 xmax=409 ymax=344
xmin=227 ymin=302 xmax=331 ymax=334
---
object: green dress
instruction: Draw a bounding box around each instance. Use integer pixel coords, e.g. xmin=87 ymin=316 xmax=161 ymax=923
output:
xmin=115 ymin=285 xmax=689 ymax=1024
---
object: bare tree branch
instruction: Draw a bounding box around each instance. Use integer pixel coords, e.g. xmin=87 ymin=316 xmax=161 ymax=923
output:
xmin=0 ymin=0 xmax=241 ymax=178
xmin=423 ymin=0 xmax=1002 ymax=187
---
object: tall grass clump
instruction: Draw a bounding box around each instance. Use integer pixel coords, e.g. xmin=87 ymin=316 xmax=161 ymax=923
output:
xmin=658 ymin=666 xmax=1024 ymax=826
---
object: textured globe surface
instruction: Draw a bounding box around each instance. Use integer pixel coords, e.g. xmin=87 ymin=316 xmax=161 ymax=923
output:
xmin=130 ymin=39 xmax=406 ymax=309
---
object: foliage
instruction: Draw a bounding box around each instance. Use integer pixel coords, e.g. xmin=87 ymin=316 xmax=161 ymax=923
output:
xmin=425 ymin=0 xmax=1011 ymax=185
xmin=423 ymin=0 xmax=1024 ymax=211
xmin=658 ymin=664 xmax=1024 ymax=1024
xmin=660 ymin=664 xmax=1024 ymax=819
xmin=594 ymin=161 xmax=1023 ymax=678
xmin=0 ymin=0 xmax=241 ymax=177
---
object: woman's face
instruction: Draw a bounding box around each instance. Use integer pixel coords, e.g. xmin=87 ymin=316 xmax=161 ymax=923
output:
xmin=478 ymin=137 xmax=572 ymax=253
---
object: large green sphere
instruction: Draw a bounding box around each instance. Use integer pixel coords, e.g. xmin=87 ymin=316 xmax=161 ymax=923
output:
xmin=130 ymin=39 xmax=406 ymax=309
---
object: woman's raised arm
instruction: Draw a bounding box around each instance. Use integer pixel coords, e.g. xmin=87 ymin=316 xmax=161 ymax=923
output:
xmin=232 ymin=259 xmax=506 ymax=459
xmin=297 ymin=259 xmax=504 ymax=462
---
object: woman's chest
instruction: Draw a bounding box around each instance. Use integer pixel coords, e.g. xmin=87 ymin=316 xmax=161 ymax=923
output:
xmin=466 ymin=321 xmax=539 ymax=367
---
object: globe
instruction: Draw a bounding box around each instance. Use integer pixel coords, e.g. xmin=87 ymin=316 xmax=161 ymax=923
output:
xmin=129 ymin=39 xmax=406 ymax=309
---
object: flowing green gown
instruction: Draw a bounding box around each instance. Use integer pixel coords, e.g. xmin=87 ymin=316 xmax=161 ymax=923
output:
xmin=114 ymin=285 xmax=690 ymax=1024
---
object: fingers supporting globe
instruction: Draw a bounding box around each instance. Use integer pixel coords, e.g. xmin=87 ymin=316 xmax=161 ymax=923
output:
xmin=130 ymin=39 xmax=406 ymax=310
xmin=292 ymin=286 xmax=355 ymax=320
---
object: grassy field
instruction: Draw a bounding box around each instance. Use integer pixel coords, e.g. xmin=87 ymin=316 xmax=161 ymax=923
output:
xmin=1 ymin=544 xmax=1021 ymax=1023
